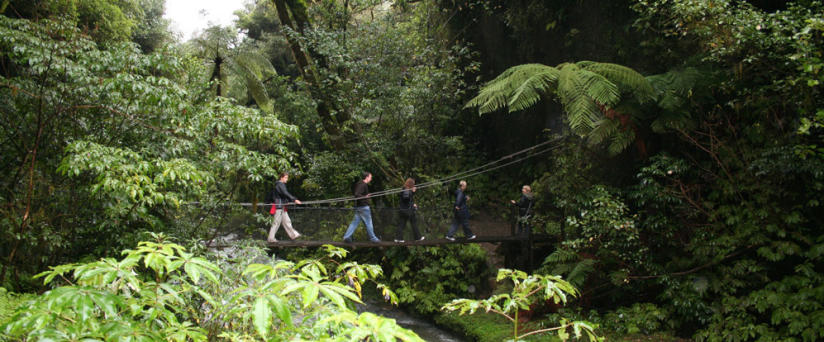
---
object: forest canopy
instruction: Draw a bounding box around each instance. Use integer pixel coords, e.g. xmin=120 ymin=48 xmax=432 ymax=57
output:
xmin=1 ymin=0 xmax=823 ymax=341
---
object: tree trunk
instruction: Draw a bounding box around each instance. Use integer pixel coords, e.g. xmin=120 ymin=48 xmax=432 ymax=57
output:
xmin=272 ymin=0 xmax=346 ymax=150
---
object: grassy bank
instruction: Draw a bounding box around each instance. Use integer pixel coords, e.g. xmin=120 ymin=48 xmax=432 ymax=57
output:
xmin=434 ymin=310 xmax=689 ymax=342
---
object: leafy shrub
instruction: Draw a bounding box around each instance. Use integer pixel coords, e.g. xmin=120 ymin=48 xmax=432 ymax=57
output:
xmin=0 ymin=288 xmax=34 ymax=324
xmin=0 ymin=234 xmax=423 ymax=341
xmin=599 ymin=303 xmax=672 ymax=335
xmin=442 ymin=269 xmax=600 ymax=341
xmin=384 ymin=244 xmax=491 ymax=314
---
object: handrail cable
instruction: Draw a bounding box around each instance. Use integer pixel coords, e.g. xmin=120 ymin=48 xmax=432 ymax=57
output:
xmin=212 ymin=137 xmax=564 ymax=207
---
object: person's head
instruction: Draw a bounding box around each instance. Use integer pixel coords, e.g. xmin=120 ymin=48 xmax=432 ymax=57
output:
xmin=362 ymin=172 xmax=372 ymax=183
xmin=459 ymin=180 xmax=467 ymax=190
xmin=522 ymin=185 xmax=531 ymax=194
xmin=404 ymin=178 xmax=415 ymax=189
xmin=279 ymin=172 xmax=289 ymax=182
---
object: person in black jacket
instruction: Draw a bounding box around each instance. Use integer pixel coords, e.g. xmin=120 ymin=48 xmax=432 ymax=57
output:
xmin=267 ymin=172 xmax=302 ymax=243
xmin=342 ymin=172 xmax=380 ymax=242
xmin=395 ymin=178 xmax=424 ymax=243
xmin=510 ymin=185 xmax=534 ymax=235
xmin=445 ymin=180 xmax=475 ymax=241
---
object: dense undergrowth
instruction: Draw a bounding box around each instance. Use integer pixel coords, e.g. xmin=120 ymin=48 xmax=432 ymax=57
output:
xmin=2 ymin=0 xmax=823 ymax=340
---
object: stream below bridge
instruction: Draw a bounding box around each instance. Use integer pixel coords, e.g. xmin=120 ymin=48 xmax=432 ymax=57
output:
xmin=357 ymin=299 xmax=465 ymax=342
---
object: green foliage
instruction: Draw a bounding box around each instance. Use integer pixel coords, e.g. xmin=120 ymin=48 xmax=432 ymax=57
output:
xmin=282 ymin=1 xmax=475 ymax=182
xmin=442 ymin=268 xmax=601 ymax=341
xmin=188 ymin=25 xmax=281 ymax=114
xmin=0 ymin=288 xmax=33 ymax=324
xmin=434 ymin=311 xmax=527 ymax=342
xmin=599 ymin=303 xmax=672 ymax=336
xmin=795 ymin=16 xmax=824 ymax=159
xmin=0 ymin=16 xmax=299 ymax=288
xmin=0 ymin=236 xmax=423 ymax=341
xmin=385 ymin=245 xmax=490 ymax=314
xmin=465 ymin=61 xmax=653 ymax=153
xmin=539 ymin=185 xmax=645 ymax=297
xmin=3 ymin=0 xmax=169 ymax=47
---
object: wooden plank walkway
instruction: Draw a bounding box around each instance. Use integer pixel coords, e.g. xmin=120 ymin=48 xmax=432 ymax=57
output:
xmin=262 ymin=235 xmax=549 ymax=248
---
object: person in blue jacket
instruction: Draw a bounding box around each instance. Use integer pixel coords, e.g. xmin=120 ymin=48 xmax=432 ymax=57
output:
xmin=445 ymin=180 xmax=475 ymax=241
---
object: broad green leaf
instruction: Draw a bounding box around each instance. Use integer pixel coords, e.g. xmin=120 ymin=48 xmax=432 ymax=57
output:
xmin=252 ymin=297 xmax=272 ymax=339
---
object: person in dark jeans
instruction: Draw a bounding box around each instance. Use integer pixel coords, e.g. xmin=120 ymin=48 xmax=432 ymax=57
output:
xmin=395 ymin=178 xmax=424 ymax=243
xmin=446 ymin=180 xmax=475 ymax=241
xmin=510 ymin=185 xmax=534 ymax=235
xmin=343 ymin=172 xmax=380 ymax=242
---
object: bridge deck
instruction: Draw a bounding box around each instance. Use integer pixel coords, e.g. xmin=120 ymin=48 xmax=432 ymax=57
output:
xmin=262 ymin=235 xmax=549 ymax=248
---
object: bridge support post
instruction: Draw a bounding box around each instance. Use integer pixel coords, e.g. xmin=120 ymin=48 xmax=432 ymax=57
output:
xmin=503 ymin=206 xmax=535 ymax=272
xmin=525 ymin=230 xmax=534 ymax=272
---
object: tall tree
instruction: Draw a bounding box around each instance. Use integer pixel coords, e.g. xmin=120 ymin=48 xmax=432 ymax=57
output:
xmin=0 ymin=16 xmax=299 ymax=289
xmin=272 ymin=0 xmax=347 ymax=149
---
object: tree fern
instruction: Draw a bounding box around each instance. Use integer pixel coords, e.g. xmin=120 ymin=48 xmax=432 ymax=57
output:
xmin=466 ymin=61 xmax=652 ymax=153
xmin=229 ymin=52 xmax=278 ymax=114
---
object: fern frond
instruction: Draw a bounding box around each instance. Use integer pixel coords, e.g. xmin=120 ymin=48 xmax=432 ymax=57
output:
xmin=566 ymin=258 xmax=597 ymax=288
xmin=587 ymin=118 xmax=620 ymax=146
xmin=577 ymin=69 xmax=620 ymax=107
xmin=647 ymin=67 xmax=706 ymax=133
xmin=608 ymin=127 xmax=635 ymax=155
xmin=229 ymin=53 xmax=276 ymax=113
xmin=646 ymin=67 xmax=704 ymax=100
xmin=465 ymin=63 xmax=559 ymax=114
xmin=507 ymin=67 xmax=560 ymax=112
xmin=235 ymin=52 xmax=278 ymax=80
xmin=557 ymin=64 xmax=603 ymax=135
xmin=650 ymin=109 xmax=693 ymax=133
xmin=581 ymin=61 xmax=654 ymax=103
xmin=544 ymin=248 xmax=579 ymax=264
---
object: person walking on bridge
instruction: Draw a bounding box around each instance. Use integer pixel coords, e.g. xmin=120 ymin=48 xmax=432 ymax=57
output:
xmin=511 ymin=185 xmax=534 ymax=235
xmin=395 ymin=178 xmax=424 ymax=243
xmin=445 ymin=180 xmax=475 ymax=241
xmin=267 ymin=172 xmax=302 ymax=243
xmin=343 ymin=172 xmax=381 ymax=243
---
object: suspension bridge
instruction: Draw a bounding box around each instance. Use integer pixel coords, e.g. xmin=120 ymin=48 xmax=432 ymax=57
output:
xmin=202 ymin=138 xmax=564 ymax=270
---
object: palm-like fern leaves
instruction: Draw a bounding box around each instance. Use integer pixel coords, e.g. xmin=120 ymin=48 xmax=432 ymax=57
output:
xmin=543 ymin=248 xmax=596 ymax=289
xmin=466 ymin=64 xmax=559 ymax=114
xmin=227 ymin=52 xmax=278 ymax=114
xmin=646 ymin=67 xmax=713 ymax=133
xmin=466 ymin=61 xmax=653 ymax=150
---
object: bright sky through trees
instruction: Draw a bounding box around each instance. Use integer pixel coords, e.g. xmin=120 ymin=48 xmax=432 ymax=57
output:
xmin=164 ymin=0 xmax=247 ymax=41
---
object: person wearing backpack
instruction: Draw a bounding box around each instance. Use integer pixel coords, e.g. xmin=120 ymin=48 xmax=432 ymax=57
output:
xmin=395 ymin=178 xmax=424 ymax=243
xmin=267 ymin=172 xmax=302 ymax=242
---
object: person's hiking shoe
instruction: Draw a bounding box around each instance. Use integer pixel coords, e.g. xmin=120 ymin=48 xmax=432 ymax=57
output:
xmin=343 ymin=238 xmax=353 ymax=243
xmin=445 ymin=236 xmax=455 ymax=241
xmin=394 ymin=239 xmax=405 ymax=243
xmin=417 ymin=236 xmax=426 ymax=241
xmin=267 ymin=238 xmax=277 ymax=243
xmin=467 ymin=235 xmax=477 ymax=240
xmin=370 ymin=239 xmax=381 ymax=243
